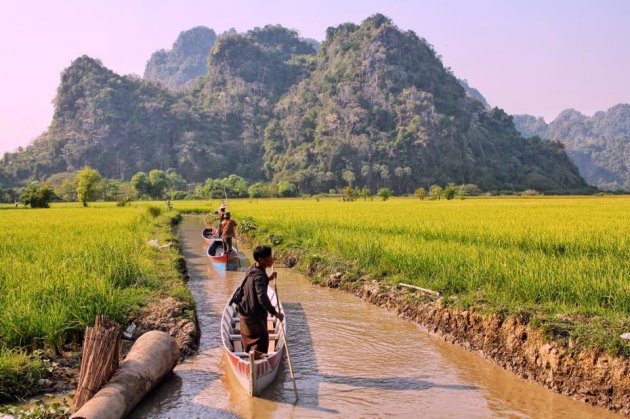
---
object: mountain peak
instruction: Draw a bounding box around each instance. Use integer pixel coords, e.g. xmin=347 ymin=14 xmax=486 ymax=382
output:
xmin=144 ymin=26 xmax=217 ymax=89
xmin=363 ymin=13 xmax=393 ymax=30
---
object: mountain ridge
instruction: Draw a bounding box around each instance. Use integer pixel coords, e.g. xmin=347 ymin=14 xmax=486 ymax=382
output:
xmin=0 ymin=14 xmax=588 ymax=194
xmin=514 ymin=104 xmax=630 ymax=191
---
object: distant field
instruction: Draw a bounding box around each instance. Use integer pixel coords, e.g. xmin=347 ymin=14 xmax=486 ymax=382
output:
xmin=228 ymin=196 xmax=630 ymax=319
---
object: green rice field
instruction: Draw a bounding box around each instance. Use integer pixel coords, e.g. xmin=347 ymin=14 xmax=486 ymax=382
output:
xmin=229 ymin=196 xmax=630 ymax=329
xmin=0 ymin=196 xmax=628 ymax=399
xmin=0 ymin=202 xmax=190 ymax=399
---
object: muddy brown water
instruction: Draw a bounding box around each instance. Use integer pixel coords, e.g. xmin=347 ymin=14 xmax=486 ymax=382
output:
xmin=130 ymin=216 xmax=618 ymax=418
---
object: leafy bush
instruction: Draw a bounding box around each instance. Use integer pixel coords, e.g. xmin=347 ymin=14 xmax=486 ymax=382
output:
xmin=414 ymin=187 xmax=426 ymax=200
xmin=147 ymin=206 xmax=162 ymax=217
xmin=444 ymin=184 xmax=457 ymax=200
xmin=377 ymin=187 xmax=393 ymax=201
xmin=20 ymin=182 xmax=55 ymax=208
xmin=278 ymin=181 xmax=298 ymax=197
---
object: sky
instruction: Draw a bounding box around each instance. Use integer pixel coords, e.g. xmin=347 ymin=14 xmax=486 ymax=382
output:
xmin=1 ymin=0 xmax=629 ymax=154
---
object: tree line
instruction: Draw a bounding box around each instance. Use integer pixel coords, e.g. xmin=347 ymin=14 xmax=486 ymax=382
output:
xmin=2 ymin=166 xmax=496 ymax=208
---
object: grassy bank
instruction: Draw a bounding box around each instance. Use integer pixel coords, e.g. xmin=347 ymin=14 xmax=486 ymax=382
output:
xmin=0 ymin=202 xmax=193 ymax=401
xmin=231 ymin=196 xmax=630 ymax=356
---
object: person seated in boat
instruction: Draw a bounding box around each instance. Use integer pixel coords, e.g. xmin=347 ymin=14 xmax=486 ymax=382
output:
xmin=221 ymin=212 xmax=237 ymax=255
xmin=234 ymin=245 xmax=284 ymax=359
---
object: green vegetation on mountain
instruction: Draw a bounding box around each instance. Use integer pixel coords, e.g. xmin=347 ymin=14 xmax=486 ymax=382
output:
xmin=262 ymin=15 xmax=586 ymax=193
xmin=144 ymin=26 xmax=217 ymax=89
xmin=0 ymin=15 xmax=588 ymax=194
xmin=514 ymin=105 xmax=630 ymax=191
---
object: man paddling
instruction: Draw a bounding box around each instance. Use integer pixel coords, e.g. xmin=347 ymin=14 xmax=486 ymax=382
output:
xmin=235 ymin=245 xmax=284 ymax=359
xmin=221 ymin=212 xmax=237 ymax=256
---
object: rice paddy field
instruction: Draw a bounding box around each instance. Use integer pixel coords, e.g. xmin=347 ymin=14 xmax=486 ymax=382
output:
xmin=226 ymin=196 xmax=630 ymax=352
xmin=0 ymin=196 xmax=628 ymax=399
xmin=0 ymin=202 xmax=190 ymax=399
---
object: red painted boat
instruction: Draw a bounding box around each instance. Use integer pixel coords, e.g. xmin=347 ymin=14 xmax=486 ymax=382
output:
xmin=206 ymin=238 xmax=239 ymax=267
xmin=221 ymin=285 xmax=285 ymax=396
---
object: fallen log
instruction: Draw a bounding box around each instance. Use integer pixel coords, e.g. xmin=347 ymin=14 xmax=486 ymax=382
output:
xmin=71 ymin=331 xmax=180 ymax=419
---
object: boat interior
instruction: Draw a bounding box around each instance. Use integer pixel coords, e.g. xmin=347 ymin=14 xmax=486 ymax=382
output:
xmin=202 ymin=228 xmax=217 ymax=239
xmin=222 ymin=304 xmax=283 ymax=358
xmin=208 ymin=240 xmax=238 ymax=257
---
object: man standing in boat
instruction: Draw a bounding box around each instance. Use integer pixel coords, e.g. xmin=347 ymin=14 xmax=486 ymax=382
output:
xmin=236 ymin=245 xmax=284 ymax=358
xmin=221 ymin=212 xmax=237 ymax=255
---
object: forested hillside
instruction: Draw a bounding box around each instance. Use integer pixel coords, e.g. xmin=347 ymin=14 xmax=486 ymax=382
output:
xmin=514 ymin=105 xmax=630 ymax=191
xmin=262 ymin=15 xmax=585 ymax=193
xmin=0 ymin=15 xmax=588 ymax=194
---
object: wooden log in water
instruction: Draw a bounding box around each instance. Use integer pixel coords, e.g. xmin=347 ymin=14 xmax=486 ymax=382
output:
xmin=71 ymin=331 xmax=180 ymax=419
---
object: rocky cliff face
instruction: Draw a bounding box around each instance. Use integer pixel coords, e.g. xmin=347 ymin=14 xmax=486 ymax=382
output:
xmin=144 ymin=26 xmax=217 ymax=89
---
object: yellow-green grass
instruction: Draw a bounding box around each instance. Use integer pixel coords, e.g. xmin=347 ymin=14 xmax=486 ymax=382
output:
xmin=0 ymin=202 xmax=192 ymax=399
xmin=0 ymin=349 xmax=45 ymax=401
xmin=225 ymin=196 xmax=630 ymax=352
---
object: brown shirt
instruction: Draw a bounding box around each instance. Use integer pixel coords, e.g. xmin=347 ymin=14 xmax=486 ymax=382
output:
xmin=221 ymin=219 xmax=237 ymax=238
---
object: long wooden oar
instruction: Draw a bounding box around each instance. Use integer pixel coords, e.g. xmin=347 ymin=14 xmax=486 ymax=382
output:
xmin=272 ymin=266 xmax=299 ymax=401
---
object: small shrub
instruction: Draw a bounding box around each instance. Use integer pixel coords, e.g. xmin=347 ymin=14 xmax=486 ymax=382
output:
xmin=147 ymin=206 xmax=162 ymax=218
xmin=278 ymin=182 xmax=298 ymax=198
xmin=239 ymin=216 xmax=258 ymax=233
xmin=414 ymin=187 xmax=426 ymax=200
xmin=20 ymin=182 xmax=55 ymax=208
xmin=377 ymin=187 xmax=393 ymax=201
xmin=444 ymin=184 xmax=456 ymax=200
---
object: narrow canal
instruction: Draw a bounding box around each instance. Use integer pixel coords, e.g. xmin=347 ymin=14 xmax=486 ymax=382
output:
xmin=130 ymin=216 xmax=615 ymax=418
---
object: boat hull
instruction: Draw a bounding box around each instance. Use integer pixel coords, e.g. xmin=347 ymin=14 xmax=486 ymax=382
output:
xmin=206 ymin=238 xmax=239 ymax=269
xmin=221 ymin=286 xmax=285 ymax=396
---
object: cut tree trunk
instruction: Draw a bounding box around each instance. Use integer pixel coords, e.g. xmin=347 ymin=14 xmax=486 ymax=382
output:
xmin=71 ymin=331 xmax=180 ymax=419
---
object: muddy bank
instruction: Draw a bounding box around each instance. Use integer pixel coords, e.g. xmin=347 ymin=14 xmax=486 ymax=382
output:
xmin=13 ymin=296 xmax=199 ymax=406
xmin=130 ymin=296 xmax=199 ymax=357
xmin=271 ymin=250 xmax=630 ymax=416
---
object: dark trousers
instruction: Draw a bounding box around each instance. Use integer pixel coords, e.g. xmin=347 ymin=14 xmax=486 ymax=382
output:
xmin=239 ymin=314 xmax=269 ymax=354
xmin=223 ymin=237 xmax=233 ymax=255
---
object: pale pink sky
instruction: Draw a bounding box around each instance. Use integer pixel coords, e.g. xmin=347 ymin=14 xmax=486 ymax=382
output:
xmin=1 ymin=0 xmax=629 ymax=154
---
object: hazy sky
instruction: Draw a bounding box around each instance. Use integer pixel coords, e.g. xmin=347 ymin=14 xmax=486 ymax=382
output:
xmin=1 ymin=0 xmax=629 ymax=154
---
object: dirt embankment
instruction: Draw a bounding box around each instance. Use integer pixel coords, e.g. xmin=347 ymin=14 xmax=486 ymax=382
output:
xmin=32 ymin=251 xmax=199 ymax=400
xmin=275 ymin=249 xmax=630 ymax=416
xmin=130 ymin=296 xmax=199 ymax=357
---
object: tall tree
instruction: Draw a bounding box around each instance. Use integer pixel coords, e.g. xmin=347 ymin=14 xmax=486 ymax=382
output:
xmin=148 ymin=169 xmax=170 ymax=199
xmin=75 ymin=166 xmax=102 ymax=207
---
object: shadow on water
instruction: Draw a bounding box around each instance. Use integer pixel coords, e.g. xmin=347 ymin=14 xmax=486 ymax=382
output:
xmin=255 ymin=301 xmax=342 ymax=415
xmin=318 ymin=374 xmax=477 ymax=392
xmin=256 ymin=301 xmax=476 ymax=416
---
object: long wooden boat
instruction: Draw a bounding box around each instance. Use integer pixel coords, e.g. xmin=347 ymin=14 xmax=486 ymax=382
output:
xmin=220 ymin=286 xmax=285 ymax=396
